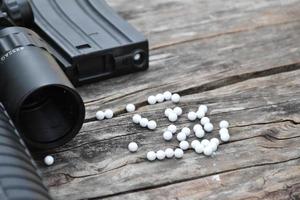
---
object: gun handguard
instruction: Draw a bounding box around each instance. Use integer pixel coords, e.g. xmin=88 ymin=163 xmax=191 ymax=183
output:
xmin=0 ymin=103 xmax=52 ymax=200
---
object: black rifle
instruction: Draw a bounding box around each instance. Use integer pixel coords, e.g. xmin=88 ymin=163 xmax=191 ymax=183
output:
xmin=0 ymin=0 xmax=149 ymax=199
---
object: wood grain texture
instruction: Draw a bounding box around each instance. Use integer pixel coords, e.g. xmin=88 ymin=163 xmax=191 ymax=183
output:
xmin=36 ymin=0 xmax=300 ymax=199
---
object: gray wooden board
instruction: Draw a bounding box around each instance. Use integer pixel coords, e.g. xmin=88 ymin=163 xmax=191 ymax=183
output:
xmin=35 ymin=0 xmax=300 ymax=199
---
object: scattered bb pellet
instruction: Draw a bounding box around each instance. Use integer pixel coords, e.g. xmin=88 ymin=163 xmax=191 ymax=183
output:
xmin=126 ymin=104 xmax=136 ymax=112
xmin=195 ymin=129 xmax=205 ymax=138
xmin=191 ymin=140 xmax=201 ymax=149
xmin=171 ymin=93 xmax=180 ymax=103
xmin=164 ymin=108 xmax=173 ymax=117
xmin=147 ymin=151 xmax=156 ymax=161
xmin=173 ymin=107 xmax=183 ymax=116
xmin=220 ymin=132 xmax=230 ymax=142
xmin=177 ymin=132 xmax=187 ymax=141
xmin=201 ymin=117 xmax=210 ymax=125
xmin=174 ymin=148 xmax=184 ymax=158
xmin=194 ymin=143 xmax=204 ymax=154
xmin=128 ymin=142 xmax=138 ymax=152
xmin=163 ymin=91 xmax=172 ymax=101
xmin=165 ymin=148 xmax=174 ymax=158
xmin=168 ymin=112 xmax=178 ymax=122
xmin=198 ymin=105 xmax=208 ymax=113
xmin=181 ymin=127 xmax=191 ymax=136
xmin=163 ymin=131 xmax=173 ymax=141
xmin=96 ymin=111 xmax=105 ymax=120
xmin=219 ymin=128 xmax=229 ymax=135
xmin=156 ymin=150 xmax=166 ymax=160
xmin=210 ymin=142 xmax=218 ymax=152
xmin=204 ymin=123 xmax=214 ymax=132
xmin=193 ymin=124 xmax=203 ymax=132
xmin=139 ymin=118 xmax=149 ymax=127
xmin=104 ymin=109 xmax=114 ymax=119
xmin=179 ymin=141 xmax=189 ymax=151
xmin=147 ymin=120 xmax=157 ymax=130
xmin=44 ymin=155 xmax=54 ymax=166
xmin=201 ymin=139 xmax=210 ymax=147
xmin=210 ymin=138 xmax=220 ymax=146
xmin=156 ymin=93 xmax=165 ymax=103
xmin=203 ymin=145 xmax=213 ymax=156
xmin=188 ymin=111 xmax=197 ymax=121
xmin=219 ymin=120 xmax=229 ymax=128
xmin=132 ymin=114 xmax=142 ymax=124
xmin=147 ymin=95 xmax=157 ymax=105
xmin=196 ymin=109 xmax=205 ymax=119
xmin=167 ymin=124 xmax=177 ymax=134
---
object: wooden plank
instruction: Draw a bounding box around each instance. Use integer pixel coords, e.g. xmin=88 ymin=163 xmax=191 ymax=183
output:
xmin=103 ymin=159 xmax=300 ymax=200
xmin=36 ymin=69 xmax=300 ymax=199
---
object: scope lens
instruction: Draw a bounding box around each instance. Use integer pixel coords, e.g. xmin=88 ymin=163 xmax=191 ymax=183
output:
xmin=18 ymin=85 xmax=83 ymax=145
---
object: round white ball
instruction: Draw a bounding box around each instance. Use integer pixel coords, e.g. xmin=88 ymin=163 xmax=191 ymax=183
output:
xmin=200 ymin=117 xmax=210 ymax=125
xmin=220 ymin=132 xmax=230 ymax=142
xmin=168 ymin=112 xmax=178 ymax=122
xmin=163 ymin=91 xmax=172 ymax=101
xmin=203 ymin=145 xmax=213 ymax=156
xmin=196 ymin=110 xmax=205 ymax=119
xmin=44 ymin=155 xmax=54 ymax=166
xmin=201 ymin=139 xmax=210 ymax=147
xmin=147 ymin=120 xmax=157 ymax=130
xmin=156 ymin=93 xmax=165 ymax=103
xmin=191 ymin=140 xmax=201 ymax=149
xmin=139 ymin=118 xmax=149 ymax=127
xmin=163 ymin=131 xmax=173 ymax=141
xmin=209 ymin=142 xmax=218 ymax=152
xmin=176 ymin=132 xmax=187 ymax=141
xmin=193 ymin=124 xmax=203 ymax=132
xmin=165 ymin=148 xmax=174 ymax=158
xmin=167 ymin=124 xmax=177 ymax=134
xmin=173 ymin=107 xmax=183 ymax=116
xmin=132 ymin=114 xmax=142 ymax=124
xmin=128 ymin=142 xmax=138 ymax=152
xmin=198 ymin=105 xmax=208 ymax=113
xmin=147 ymin=151 xmax=156 ymax=161
xmin=195 ymin=129 xmax=205 ymax=138
xmin=104 ymin=109 xmax=114 ymax=119
xmin=179 ymin=141 xmax=189 ymax=150
xmin=96 ymin=111 xmax=105 ymax=120
xmin=171 ymin=93 xmax=181 ymax=103
xmin=126 ymin=104 xmax=136 ymax=113
xmin=188 ymin=112 xmax=197 ymax=121
xmin=204 ymin=123 xmax=214 ymax=132
xmin=181 ymin=127 xmax=191 ymax=136
xmin=219 ymin=120 xmax=229 ymax=128
xmin=219 ymin=128 xmax=229 ymax=135
xmin=194 ymin=143 xmax=204 ymax=154
xmin=156 ymin=150 xmax=166 ymax=160
xmin=174 ymin=148 xmax=184 ymax=158
xmin=164 ymin=108 xmax=173 ymax=117
xmin=210 ymin=138 xmax=220 ymax=146
xmin=148 ymin=95 xmax=157 ymax=105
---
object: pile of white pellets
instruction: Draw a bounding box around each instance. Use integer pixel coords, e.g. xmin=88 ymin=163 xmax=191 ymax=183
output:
xmin=96 ymin=91 xmax=231 ymax=162
xmin=44 ymin=91 xmax=231 ymax=166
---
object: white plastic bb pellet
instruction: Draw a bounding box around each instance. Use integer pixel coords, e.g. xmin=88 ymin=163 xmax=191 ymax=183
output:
xmin=168 ymin=112 xmax=178 ymax=122
xmin=104 ymin=109 xmax=114 ymax=119
xmin=148 ymin=95 xmax=157 ymax=105
xmin=191 ymin=140 xmax=201 ymax=149
xmin=147 ymin=151 xmax=156 ymax=161
xmin=173 ymin=107 xmax=183 ymax=116
xmin=195 ymin=129 xmax=205 ymax=138
xmin=201 ymin=139 xmax=210 ymax=147
xmin=204 ymin=123 xmax=214 ymax=132
xmin=128 ymin=142 xmax=138 ymax=152
xmin=44 ymin=155 xmax=54 ymax=166
xmin=198 ymin=105 xmax=208 ymax=113
xmin=132 ymin=114 xmax=142 ymax=124
xmin=219 ymin=120 xmax=229 ymax=128
xmin=139 ymin=118 xmax=149 ymax=127
xmin=163 ymin=91 xmax=172 ymax=101
xmin=174 ymin=148 xmax=184 ymax=158
xmin=171 ymin=94 xmax=180 ymax=103
xmin=201 ymin=117 xmax=210 ymax=125
xmin=96 ymin=111 xmax=105 ymax=120
xmin=167 ymin=124 xmax=177 ymax=134
xmin=156 ymin=150 xmax=166 ymax=160
xmin=147 ymin=120 xmax=157 ymax=130
xmin=188 ymin=112 xmax=197 ymax=121
xmin=165 ymin=148 xmax=174 ymax=158
xmin=126 ymin=104 xmax=136 ymax=112
xmin=181 ymin=127 xmax=191 ymax=136
xmin=179 ymin=141 xmax=189 ymax=150
xmin=164 ymin=108 xmax=173 ymax=117
xmin=194 ymin=143 xmax=204 ymax=154
xmin=156 ymin=93 xmax=165 ymax=103
xmin=163 ymin=131 xmax=173 ymax=141
xmin=176 ymin=132 xmax=187 ymax=141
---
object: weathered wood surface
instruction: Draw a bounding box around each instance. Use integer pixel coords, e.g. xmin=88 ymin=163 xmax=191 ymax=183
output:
xmin=36 ymin=0 xmax=300 ymax=199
